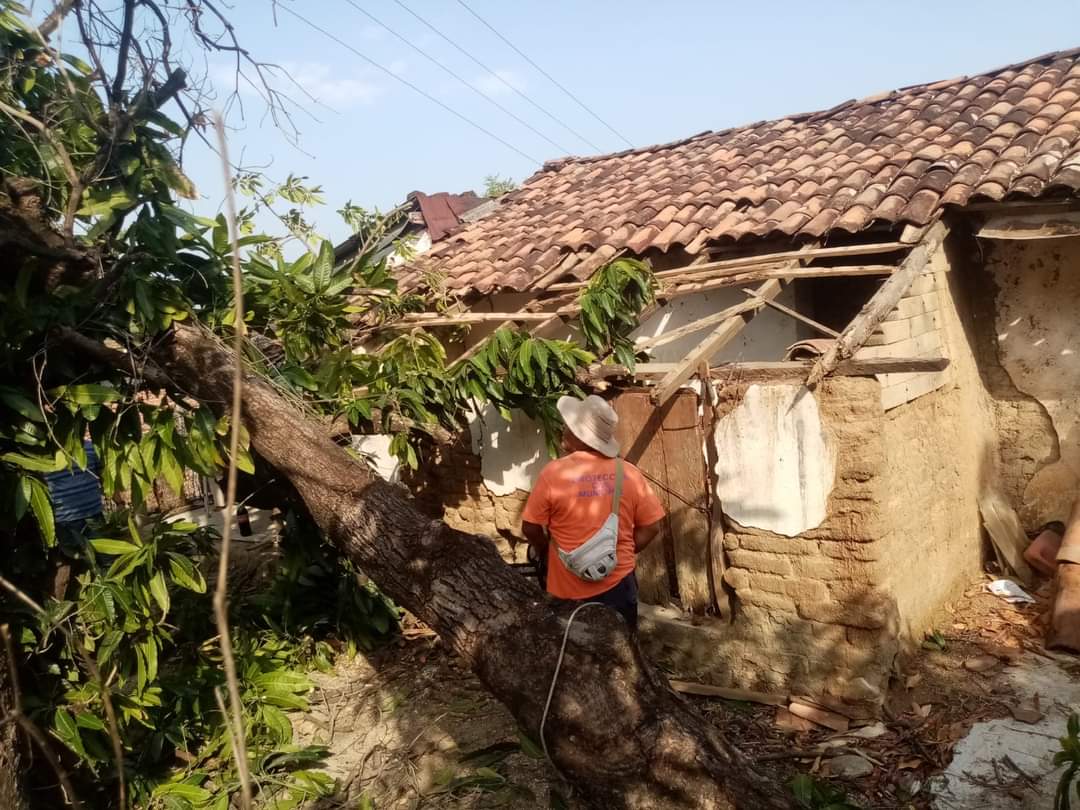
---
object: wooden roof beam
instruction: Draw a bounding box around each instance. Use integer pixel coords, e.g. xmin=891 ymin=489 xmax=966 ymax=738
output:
xmin=806 ymin=220 xmax=949 ymax=388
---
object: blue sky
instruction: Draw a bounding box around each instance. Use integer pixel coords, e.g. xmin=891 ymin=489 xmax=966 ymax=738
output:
xmin=173 ymin=0 xmax=1080 ymax=244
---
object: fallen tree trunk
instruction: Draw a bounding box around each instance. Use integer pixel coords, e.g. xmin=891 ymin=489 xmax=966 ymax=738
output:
xmin=154 ymin=325 xmax=786 ymax=810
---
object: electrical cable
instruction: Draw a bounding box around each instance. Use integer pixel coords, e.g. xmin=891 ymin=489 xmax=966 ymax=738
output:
xmin=453 ymin=0 xmax=634 ymax=148
xmin=539 ymin=601 xmax=604 ymax=764
xmin=277 ymin=4 xmax=541 ymax=165
xmin=342 ymin=0 xmax=571 ymax=155
xmin=392 ymin=0 xmax=603 ymax=154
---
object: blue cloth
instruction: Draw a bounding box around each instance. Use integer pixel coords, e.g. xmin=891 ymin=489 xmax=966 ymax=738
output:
xmin=43 ymin=441 xmax=103 ymax=524
xmin=573 ymin=572 xmax=638 ymax=632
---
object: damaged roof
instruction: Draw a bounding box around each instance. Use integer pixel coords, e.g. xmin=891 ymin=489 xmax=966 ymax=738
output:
xmin=406 ymin=47 xmax=1080 ymax=296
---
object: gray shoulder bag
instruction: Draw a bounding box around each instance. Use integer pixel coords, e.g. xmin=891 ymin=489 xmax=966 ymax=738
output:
xmin=557 ymin=458 xmax=623 ymax=582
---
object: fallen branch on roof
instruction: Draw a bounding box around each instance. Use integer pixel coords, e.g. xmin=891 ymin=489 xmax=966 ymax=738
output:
xmin=806 ymin=221 xmax=948 ymax=388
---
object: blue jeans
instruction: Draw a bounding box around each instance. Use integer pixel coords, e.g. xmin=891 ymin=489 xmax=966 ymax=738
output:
xmin=574 ymin=572 xmax=638 ymax=632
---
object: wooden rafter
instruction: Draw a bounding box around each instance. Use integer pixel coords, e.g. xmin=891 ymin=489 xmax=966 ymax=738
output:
xmin=650 ymin=278 xmax=783 ymax=405
xmin=584 ymin=357 xmax=949 ymax=382
xmin=806 ymin=220 xmax=949 ymax=388
xmin=740 ymin=289 xmax=841 ymax=338
xmin=634 ymin=299 xmax=763 ymax=351
xmin=543 ymin=241 xmax=908 ymax=292
xmin=387 ymin=311 xmax=555 ymax=329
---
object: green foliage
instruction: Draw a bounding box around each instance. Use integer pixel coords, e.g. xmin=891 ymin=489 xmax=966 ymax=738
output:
xmin=16 ymin=511 xmax=396 ymax=808
xmin=0 ymin=1 xmax=658 ymax=804
xmin=790 ymin=774 xmax=860 ymax=809
xmin=578 ymin=258 xmax=657 ymax=369
xmin=481 ymin=174 xmax=517 ymax=198
xmin=1055 ymin=713 xmax=1080 ymax=809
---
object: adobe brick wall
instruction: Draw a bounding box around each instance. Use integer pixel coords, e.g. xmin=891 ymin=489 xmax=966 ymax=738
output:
xmin=404 ymin=434 xmax=531 ymax=564
xmin=855 ymin=264 xmax=949 ymax=410
xmin=684 ymin=376 xmax=898 ymax=716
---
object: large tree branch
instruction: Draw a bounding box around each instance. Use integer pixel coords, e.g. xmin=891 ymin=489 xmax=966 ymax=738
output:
xmin=152 ymin=324 xmax=786 ymax=810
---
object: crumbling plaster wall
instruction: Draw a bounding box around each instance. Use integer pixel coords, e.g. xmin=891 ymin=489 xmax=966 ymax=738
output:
xmin=687 ymin=376 xmax=897 ymax=716
xmin=863 ymin=235 xmax=1000 ymax=642
xmin=984 ymin=238 xmax=1080 ymax=526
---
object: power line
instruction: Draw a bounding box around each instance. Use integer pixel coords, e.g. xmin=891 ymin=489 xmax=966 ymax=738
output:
xmin=392 ymin=0 xmax=603 ymax=154
xmin=342 ymin=0 xmax=572 ymax=156
xmin=276 ymin=4 xmax=541 ymax=165
xmin=453 ymin=0 xmax=634 ymax=149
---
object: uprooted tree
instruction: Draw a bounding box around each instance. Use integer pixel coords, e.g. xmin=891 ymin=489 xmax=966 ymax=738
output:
xmin=0 ymin=2 xmax=788 ymax=807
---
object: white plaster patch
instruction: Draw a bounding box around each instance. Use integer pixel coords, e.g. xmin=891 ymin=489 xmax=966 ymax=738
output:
xmin=993 ymin=240 xmax=1080 ymax=521
xmin=713 ymin=384 xmax=835 ymax=537
xmin=468 ymin=405 xmax=547 ymax=496
xmin=349 ymin=435 xmax=401 ymax=483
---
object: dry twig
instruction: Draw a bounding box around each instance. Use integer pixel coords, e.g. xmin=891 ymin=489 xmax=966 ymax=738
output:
xmin=211 ymin=112 xmax=253 ymax=809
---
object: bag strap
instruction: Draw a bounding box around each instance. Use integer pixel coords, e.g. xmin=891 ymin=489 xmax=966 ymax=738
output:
xmin=611 ymin=458 xmax=624 ymax=517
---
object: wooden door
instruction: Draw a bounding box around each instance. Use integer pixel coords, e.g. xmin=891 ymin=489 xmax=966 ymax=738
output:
xmin=612 ymin=390 xmax=714 ymax=612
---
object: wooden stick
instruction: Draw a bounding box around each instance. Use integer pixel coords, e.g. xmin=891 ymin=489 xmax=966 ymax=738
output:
xmin=651 ymin=279 xmax=781 ymax=406
xmin=213 ymin=115 xmax=254 ymax=810
xmin=668 ymin=679 xmax=787 ymax=707
xmin=740 ymin=289 xmax=841 ymax=338
xmin=392 ymin=311 xmax=556 ymax=326
xmin=634 ymin=299 xmax=763 ymax=351
xmin=806 ymin=221 xmax=948 ymax=388
xmin=584 ymin=357 xmax=948 ymax=383
xmin=698 ymin=364 xmax=730 ymax=620
xmin=544 ymin=242 xmax=908 ymax=292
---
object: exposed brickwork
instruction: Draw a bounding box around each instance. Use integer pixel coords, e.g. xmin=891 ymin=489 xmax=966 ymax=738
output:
xmin=856 ymin=264 xmax=949 ymax=411
xmin=703 ymin=377 xmax=897 ymax=717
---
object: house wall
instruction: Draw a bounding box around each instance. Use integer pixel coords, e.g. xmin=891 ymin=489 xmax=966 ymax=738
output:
xmin=391 ymin=230 xmax=1080 ymax=714
xmin=855 ymin=261 xmax=949 ymax=411
xmin=984 ymin=238 xmax=1080 ymax=526
xmin=693 ymin=376 xmax=898 ymax=716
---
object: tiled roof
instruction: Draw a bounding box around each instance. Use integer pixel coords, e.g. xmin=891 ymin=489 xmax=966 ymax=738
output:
xmin=407 ymin=48 xmax=1080 ymax=296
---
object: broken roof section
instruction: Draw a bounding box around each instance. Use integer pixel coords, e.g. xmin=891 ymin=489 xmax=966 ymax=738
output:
xmin=334 ymin=189 xmax=493 ymax=267
xmin=405 ymin=47 xmax=1080 ymax=296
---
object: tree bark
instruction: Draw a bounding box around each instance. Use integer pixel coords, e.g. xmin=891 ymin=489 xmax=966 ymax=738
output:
xmin=153 ymin=325 xmax=787 ymax=810
xmin=0 ymin=644 xmax=29 ymax=810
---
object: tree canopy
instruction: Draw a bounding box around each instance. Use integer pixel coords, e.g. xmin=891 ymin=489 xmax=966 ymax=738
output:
xmin=0 ymin=2 xmax=681 ymax=808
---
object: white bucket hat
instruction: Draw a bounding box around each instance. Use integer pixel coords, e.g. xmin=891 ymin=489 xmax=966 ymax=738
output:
xmin=557 ymin=394 xmax=620 ymax=458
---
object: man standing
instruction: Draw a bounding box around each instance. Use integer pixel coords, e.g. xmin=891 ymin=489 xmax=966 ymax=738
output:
xmin=521 ymin=395 xmax=665 ymax=631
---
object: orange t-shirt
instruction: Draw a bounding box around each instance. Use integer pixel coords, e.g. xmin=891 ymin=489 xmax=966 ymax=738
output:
xmin=521 ymin=451 xmax=666 ymax=599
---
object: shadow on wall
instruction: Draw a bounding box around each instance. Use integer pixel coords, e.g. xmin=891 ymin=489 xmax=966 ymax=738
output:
xmin=640 ymin=580 xmax=900 ymax=717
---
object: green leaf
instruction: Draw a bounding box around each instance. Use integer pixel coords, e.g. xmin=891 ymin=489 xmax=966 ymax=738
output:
xmin=159 ymin=446 xmax=184 ymax=494
xmin=3 ymin=451 xmax=65 ymax=472
xmin=90 ymin=538 xmax=140 ymax=555
xmin=149 ymin=571 xmax=170 ymax=615
xmin=52 ymin=708 xmax=87 ymax=759
xmin=0 ymin=387 xmax=43 ymax=422
xmin=167 ymin=553 xmax=206 ymax=593
xmin=60 ymin=384 xmax=122 ymax=406
xmin=313 ymin=240 xmax=335 ymax=292
xmin=13 ymin=476 xmax=31 ymax=521
xmin=152 ymin=783 xmax=212 ymax=803
xmin=28 ymin=478 xmax=54 ymax=547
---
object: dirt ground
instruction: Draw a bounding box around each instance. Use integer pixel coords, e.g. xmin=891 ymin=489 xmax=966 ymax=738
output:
xmin=296 ymin=574 xmax=1071 ymax=809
